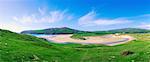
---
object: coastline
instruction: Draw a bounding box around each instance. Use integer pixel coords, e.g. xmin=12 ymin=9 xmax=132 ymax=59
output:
xmin=38 ymin=34 xmax=134 ymax=46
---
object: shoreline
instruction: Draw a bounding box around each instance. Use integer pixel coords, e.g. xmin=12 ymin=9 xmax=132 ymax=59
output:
xmin=39 ymin=34 xmax=134 ymax=46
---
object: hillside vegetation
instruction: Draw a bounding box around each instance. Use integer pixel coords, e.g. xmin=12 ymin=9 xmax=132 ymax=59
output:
xmin=21 ymin=27 xmax=150 ymax=35
xmin=21 ymin=27 xmax=85 ymax=34
xmin=107 ymin=28 xmax=150 ymax=33
xmin=1 ymin=29 xmax=150 ymax=62
xmin=71 ymin=32 xmax=111 ymax=40
xmin=71 ymin=28 xmax=150 ymax=40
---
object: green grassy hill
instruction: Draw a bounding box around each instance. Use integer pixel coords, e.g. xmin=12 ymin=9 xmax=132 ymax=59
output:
xmin=1 ymin=29 xmax=150 ymax=62
xmin=71 ymin=32 xmax=111 ymax=40
xmin=21 ymin=27 xmax=85 ymax=34
xmin=107 ymin=28 xmax=150 ymax=33
xmin=21 ymin=27 xmax=150 ymax=35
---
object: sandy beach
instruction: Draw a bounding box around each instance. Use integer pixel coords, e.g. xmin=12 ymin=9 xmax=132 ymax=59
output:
xmin=39 ymin=34 xmax=134 ymax=46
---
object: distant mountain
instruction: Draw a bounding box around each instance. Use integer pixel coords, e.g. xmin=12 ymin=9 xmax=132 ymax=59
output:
xmin=21 ymin=27 xmax=85 ymax=34
xmin=21 ymin=27 xmax=150 ymax=34
xmin=107 ymin=28 xmax=150 ymax=33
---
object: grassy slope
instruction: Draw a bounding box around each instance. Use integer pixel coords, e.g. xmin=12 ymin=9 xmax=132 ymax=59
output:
xmin=1 ymin=29 xmax=150 ymax=62
xmin=71 ymin=32 xmax=111 ymax=40
xmin=108 ymin=28 xmax=150 ymax=33
xmin=21 ymin=27 xmax=85 ymax=34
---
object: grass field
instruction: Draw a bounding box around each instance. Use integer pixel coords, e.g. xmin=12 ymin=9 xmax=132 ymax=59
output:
xmin=71 ymin=32 xmax=110 ymax=40
xmin=0 ymin=29 xmax=150 ymax=62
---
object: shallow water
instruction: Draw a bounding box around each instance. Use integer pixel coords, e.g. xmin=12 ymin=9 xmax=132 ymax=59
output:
xmin=29 ymin=34 xmax=56 ymax=37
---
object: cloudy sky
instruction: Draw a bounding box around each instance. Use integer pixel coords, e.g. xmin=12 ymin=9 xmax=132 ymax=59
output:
xmin=0 ymin=0 xmax=150 ymax=32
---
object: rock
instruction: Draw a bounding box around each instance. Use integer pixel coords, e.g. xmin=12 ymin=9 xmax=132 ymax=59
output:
xmin=33 ymin=55 xmax=40 ymax=60
xmin=146 ymin=51 xmax=150 ymax=54
xmin=40 ymin=38 xmax=48 ymax=41
xmin=75 ymin=48 xmax=83 ymax=51
xmin=6 ymin=52 xmax=9 ymax=53
xmin=111 ymin=56 xmax=115 ymax=58
xmin=4 ymin=43 xmax=8 ymax=46
xmin=121 ymin=51 xmax=134 ymax=56
xmin=79 ymin=37 xmax=86 ymax=40
xmin=131 ymin=60 xmax=135 ymax=62
xmin=29 ymin=55 xmax=40 ymax=61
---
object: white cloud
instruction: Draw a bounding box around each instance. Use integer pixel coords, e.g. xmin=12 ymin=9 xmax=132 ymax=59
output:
xmin=47 ymin=10 xmax=67 ymax=23
xmin=78 ymin=11 xmax=131 ymax=26
xmin=138 ymin=24 xmax=150 ymax=29
xmin=0 ymin=22 xmax=23 ymax=32
xmin=0 ymin=8 xmax=74 ymax=32
xmin=13 ymin=9 xmax=72 ymax=24
xmin=94 ymin=18 xmax=130 ymax=25
xmin=38 ymin=7 xmax=46 ymax=15
xmin=132 ymin=14 xmax=150 ymax=29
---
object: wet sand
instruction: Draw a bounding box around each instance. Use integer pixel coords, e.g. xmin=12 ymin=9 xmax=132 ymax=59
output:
xmin=39 ymin=34 xmax=134 ymax=46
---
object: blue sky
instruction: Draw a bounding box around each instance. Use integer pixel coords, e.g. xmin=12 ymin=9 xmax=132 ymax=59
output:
xmin=0 ymin=0 xmax=150 ymax=32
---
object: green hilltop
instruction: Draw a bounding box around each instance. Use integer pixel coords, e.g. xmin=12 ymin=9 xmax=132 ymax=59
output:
xmin=21 ymin=27 xmax=85 ymax=34
xmin=107 ymin=28 xmax=150 ymax=33
xmin=21 ymin=27 xmax=150 ymax=35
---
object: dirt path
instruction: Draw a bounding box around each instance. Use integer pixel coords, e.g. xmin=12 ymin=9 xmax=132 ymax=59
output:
xmin=39 ymin=34 xmax=134 ymax=46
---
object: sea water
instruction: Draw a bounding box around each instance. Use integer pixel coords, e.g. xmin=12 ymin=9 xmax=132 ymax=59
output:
xmin=29 ymin=34 xmax=56 ymax=37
